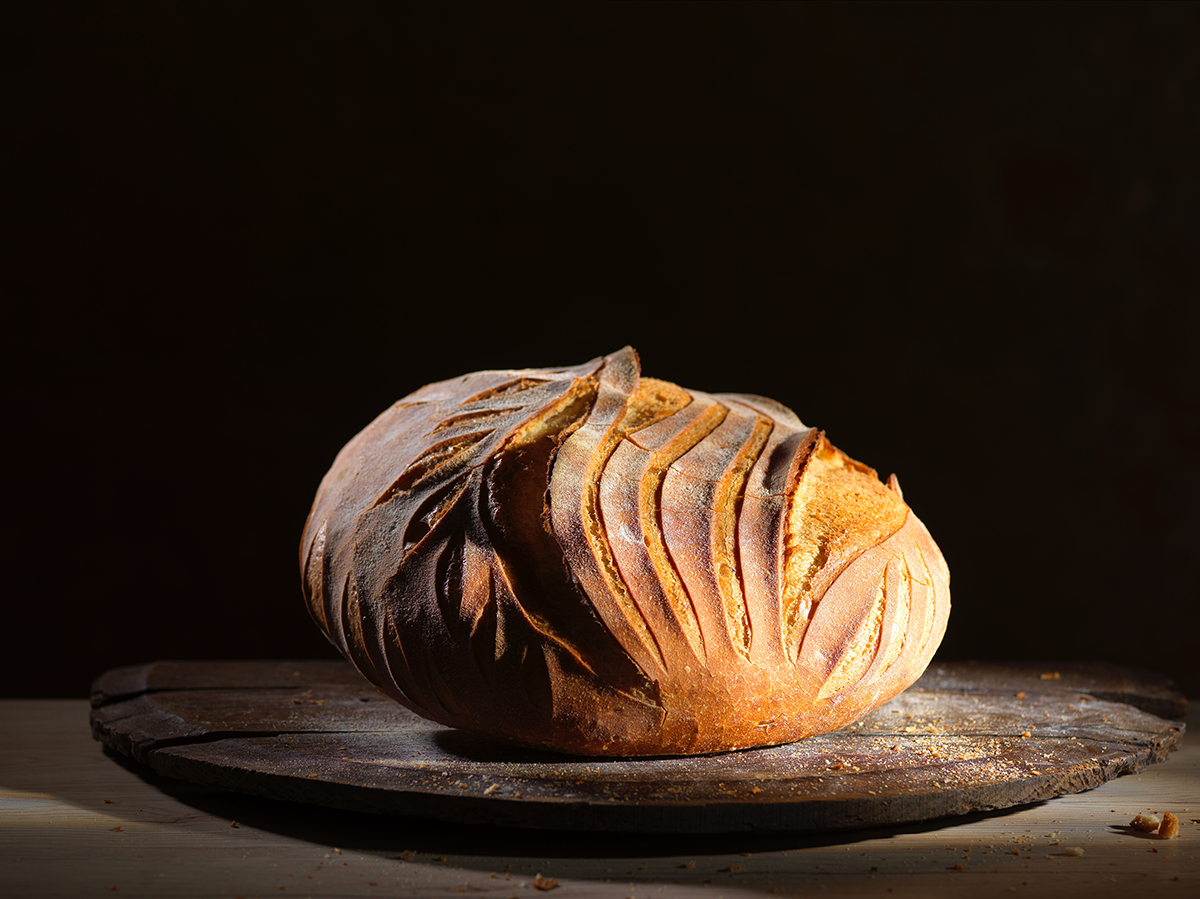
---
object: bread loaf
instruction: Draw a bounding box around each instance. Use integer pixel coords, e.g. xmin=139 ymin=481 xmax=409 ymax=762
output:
xmin=300 ymin=347 xmax=950 ymax=756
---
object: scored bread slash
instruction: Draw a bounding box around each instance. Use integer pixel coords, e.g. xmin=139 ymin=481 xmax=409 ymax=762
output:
xmin=300 ymin=347 xmax=950 ymax=756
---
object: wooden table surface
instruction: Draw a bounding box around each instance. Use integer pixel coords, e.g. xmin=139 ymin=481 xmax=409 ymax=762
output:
xmin=2 ymin=699 xmax=1197 ymax=898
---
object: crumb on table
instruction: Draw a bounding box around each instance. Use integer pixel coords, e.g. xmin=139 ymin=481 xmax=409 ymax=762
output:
xmin=1130 ymin=813 xmax=1161 ymax=832
xmin=1159 ymin=812 xmax=1180 ymax=840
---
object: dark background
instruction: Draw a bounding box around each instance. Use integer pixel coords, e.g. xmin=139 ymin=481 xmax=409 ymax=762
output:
xmin=7 ymin=2 xmax=1198 ymax=699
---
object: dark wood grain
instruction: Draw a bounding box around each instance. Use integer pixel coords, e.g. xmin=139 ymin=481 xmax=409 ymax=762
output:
xmin=90 ymin=660 xmax=1185 ymax=833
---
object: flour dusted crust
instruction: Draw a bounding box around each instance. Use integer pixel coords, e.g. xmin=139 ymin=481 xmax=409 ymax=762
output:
xmin=300 ymin=347 xmax=951 ymax=756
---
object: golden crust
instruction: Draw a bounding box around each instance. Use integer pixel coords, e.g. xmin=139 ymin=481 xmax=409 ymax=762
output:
xmin=300 ymin=347 xmax=950 ymax=756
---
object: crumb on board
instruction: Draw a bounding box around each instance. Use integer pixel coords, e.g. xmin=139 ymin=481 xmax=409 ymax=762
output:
xmin=1063 ymin=847 xmax=1085 ymax=857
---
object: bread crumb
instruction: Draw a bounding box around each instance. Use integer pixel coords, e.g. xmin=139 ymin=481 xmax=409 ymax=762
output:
xmin=532 ymin=874 xmax=560 ymax=890
xmin=1158 ymin=812 xmax=1180 ymax=840
xmin=1130 ymin=813 xmax=1161 ymax=832
xmin=1040 ymin=672 xmax=1061 ymax=680
xmin=1063 ymin=847 xmax=1084 ymax=857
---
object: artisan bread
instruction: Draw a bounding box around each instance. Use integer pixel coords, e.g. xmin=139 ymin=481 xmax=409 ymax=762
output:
xmin=300 ymin=347 xmax=950 ymax=756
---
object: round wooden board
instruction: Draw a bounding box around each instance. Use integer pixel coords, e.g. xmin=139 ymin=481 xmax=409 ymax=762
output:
xmin=90 ymin=660 xmax=1185 ymax=833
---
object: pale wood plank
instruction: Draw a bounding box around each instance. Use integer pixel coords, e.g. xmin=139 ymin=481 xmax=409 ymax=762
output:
xmin=2 ymin=699 xmax=1196 ymax=898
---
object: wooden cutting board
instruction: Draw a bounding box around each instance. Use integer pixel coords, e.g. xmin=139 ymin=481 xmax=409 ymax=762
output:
xmin=90 ymin=660 xmax=1185 ymax=833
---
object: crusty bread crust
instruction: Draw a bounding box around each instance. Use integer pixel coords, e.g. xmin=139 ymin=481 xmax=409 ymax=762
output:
xmin=301 ymin=347 xmax=950 ymax=756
